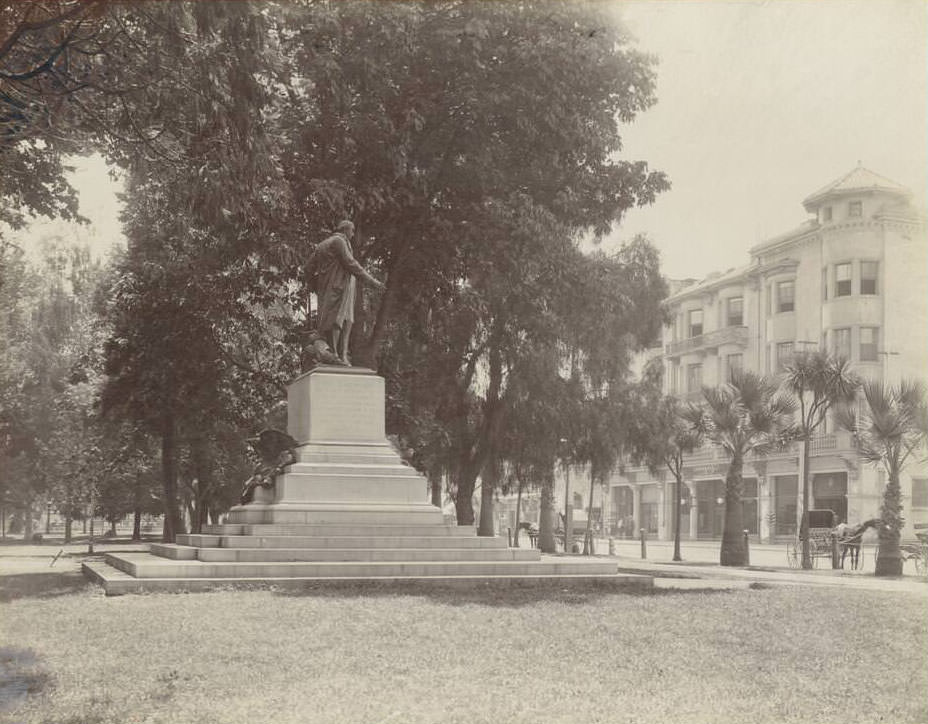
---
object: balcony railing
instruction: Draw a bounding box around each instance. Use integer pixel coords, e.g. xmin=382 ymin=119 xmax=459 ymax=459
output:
xmin=683 ymin=432 xmax=855 ymax=466
xmin=809 ymin=431 xmax=855 ymax=454
xmin=666 ymin=325 xmax=749 ymax=357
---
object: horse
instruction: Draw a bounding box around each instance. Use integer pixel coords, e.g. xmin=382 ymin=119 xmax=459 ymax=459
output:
xmin=833 ymin=518 xmax=882 ymax=570
xmin=517 ymin=521 xmax=539 ymax=548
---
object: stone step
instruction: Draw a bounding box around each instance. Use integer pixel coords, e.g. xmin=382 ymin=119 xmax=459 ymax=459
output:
xmin=283 ymin=462 xmax=421 ymax=477
xmin=201 ymin=523 xmax=476 ymax=537
xmin=83 ymin=560 xmax=654 ymax=597
xmin=105 ymin=551 xmax=618 ymax=579
xmin=154 ymin=545 xmax=540 ymax=563
xmin=223 ymin=507 xmax=444 ymax=526
xmin=150 ymin=543 xmax=199 ymax=560
xmin=177 ymin=533 xmax=506 ymax=549
xmin=292 ymin=451 xmax=405 ymax=465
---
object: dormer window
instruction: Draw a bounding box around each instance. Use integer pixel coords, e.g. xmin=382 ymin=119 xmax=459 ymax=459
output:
xmin=848 ymin=200 xmax=862 ymax=218
xmin=822 ymin=206 xmax=832 ymax=222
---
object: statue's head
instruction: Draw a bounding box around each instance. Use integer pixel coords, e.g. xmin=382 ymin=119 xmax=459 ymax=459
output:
xmin=337 ymin=219 xmax=355 ymax=239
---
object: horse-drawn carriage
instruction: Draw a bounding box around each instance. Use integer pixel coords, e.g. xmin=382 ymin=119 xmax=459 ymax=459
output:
xmin=787 ymin=509 xmax=879 ymax=570
xmin=787 ymin=509 xmax=837 ymax=569
xmin=901 ymin=523 xmax=928 ymax=575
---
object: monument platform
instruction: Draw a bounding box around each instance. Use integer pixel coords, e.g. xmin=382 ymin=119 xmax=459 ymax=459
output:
xmin=84 ymin=367 xmax=651 ymax=595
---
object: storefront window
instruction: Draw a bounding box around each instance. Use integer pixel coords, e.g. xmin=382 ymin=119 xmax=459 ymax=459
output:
xmin=813 ymin=472 xmax=848 ymax=524
xmin=640 ymin=485 xmax=659 ymax=535
xmin=774 ymin=475 xmax=798 ymax=536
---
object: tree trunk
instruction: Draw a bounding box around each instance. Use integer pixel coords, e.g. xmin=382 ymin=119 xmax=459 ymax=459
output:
xmin=800 ymin=438 xmax=813 ymax=570
xmin=132 ymin=509 xmax=142 ymax=541
xmin=64 ymin=514 xmax=72 ymax=543
xmin=512 ymin=477 xmax=523 ymax=548
xmin=110 ymin=519 xmax=117 ymax=536
xmin=190 ymin=436 xmax=213 ymax=535
xmin=160 ymin=411 xmax=184 ymax=543
xmin=673 ymin=468 xmax=683 ymax=562
xmin=23 ymin=500 xmax=33 ymax=541
xmin=875 ymin=467 xmax=904 ymax=576
xmin=537 ymin=478 xmax=557 ymax=553
xmin=428 ymin=470 xmax=442 ymax=508
xmin=476 ymin=329 xmax=504 ymax=538
xmin=720 ymin=453 xmax=746 ymax=566
xmin=477 ymin=477 xmax=495 ymax=537
xmin=584 ymin=463 xmax=596 ymax=555
xmin=453 ymin=476 xmax=475 ymax=525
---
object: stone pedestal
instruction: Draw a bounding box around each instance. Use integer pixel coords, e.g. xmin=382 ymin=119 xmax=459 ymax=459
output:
xmin=225 ymin=366 xmax=440 ymax=525
xmin=287 ymin=366 xmax=385 ymax=445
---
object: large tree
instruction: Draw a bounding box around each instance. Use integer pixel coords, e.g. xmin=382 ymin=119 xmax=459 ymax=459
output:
xmin=272 ymin=0 xmax=668 ymax=366
xmin=684 ymin=369 xmax=796 ymax=566
xmin=565 ymin=240 xmax=668 ymax=553
xmin=782 ymin=351 xmax=859 ymax=569
xmin=838 ymin=380 xmax=928 ymax=577
xmin=97 ymin=3 xmax=292 ymax=542
xmin=628 ymin=363 xmax=703 ymax=562
xmin=0 ymin=231 xmax=105 ymax=541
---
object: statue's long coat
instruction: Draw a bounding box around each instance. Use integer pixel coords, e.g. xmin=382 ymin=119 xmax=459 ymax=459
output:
xmin=307 ymin=232 xmax=368 ymax=333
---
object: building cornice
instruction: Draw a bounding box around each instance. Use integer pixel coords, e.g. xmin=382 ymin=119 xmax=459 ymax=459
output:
xmin=664 ymin=266 xmax=753 ymax=304
xmin=819 ymin=218 xmax=881 ymax=234
xmin=748 ymin=257 xmax=800 ymax=280
xmin=749 ymin=222 xmax=819 ymax=258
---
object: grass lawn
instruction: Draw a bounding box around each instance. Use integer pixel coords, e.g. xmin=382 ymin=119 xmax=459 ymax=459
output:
xmin=1 ymin=575 xmax=926 ymax=724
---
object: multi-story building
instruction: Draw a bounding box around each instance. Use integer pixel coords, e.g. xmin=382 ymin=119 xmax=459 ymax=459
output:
xmin=607 ymin=165 xmax=928 ymax=543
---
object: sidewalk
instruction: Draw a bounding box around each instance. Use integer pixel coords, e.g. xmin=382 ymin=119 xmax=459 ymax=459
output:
xmin=590 ymin=535 xmax=928 ymax=595
xmin=0 ymin=537 xmax=154 ymax=575
xmin=3 ymin=534 xmax=926 ymax=596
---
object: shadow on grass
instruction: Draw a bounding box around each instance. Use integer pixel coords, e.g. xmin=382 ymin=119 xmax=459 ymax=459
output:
xmin=268 ymin=580 xmax=740 ymax=607
xmin=0 ymin=647 xmax=50 ymax=714
xmin=0 ymin=571 xmax=92 ymax=602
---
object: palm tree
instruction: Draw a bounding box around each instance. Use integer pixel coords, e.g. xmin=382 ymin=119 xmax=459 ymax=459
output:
xmin=684 ymin=369 xmax=796 ymax=566
xmin=838 ymin=379 xmax=928 ymax=576
xmin=629 ymin=393 xmax=702 ymax=562
xmin=782 ymin=352 xmax=859 ymax=569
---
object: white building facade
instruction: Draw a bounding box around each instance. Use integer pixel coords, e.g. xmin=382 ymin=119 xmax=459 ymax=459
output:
xmin=607 ymin=166 xmax=928 ymax=543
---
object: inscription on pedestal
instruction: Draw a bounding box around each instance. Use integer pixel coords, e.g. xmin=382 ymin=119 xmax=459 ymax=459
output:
xmin=288 ymin=368 xmax=385 ymax=444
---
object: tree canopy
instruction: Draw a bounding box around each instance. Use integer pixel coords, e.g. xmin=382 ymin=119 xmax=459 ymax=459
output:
xmin=2 ymin=1 xmax=671 ymax=537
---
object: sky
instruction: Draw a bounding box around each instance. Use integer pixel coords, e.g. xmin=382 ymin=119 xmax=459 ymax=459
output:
xmin=9 ymin=153 xmax=125 ymax=263
xmin=605 ymin=0 xmax=928 ymax=280
xmin=13 ymin=0 xmax=927 ymax=281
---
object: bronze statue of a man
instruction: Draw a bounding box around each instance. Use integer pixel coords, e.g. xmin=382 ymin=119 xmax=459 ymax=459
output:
xmin=306 ymin=220 xmax=384 ymax=366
